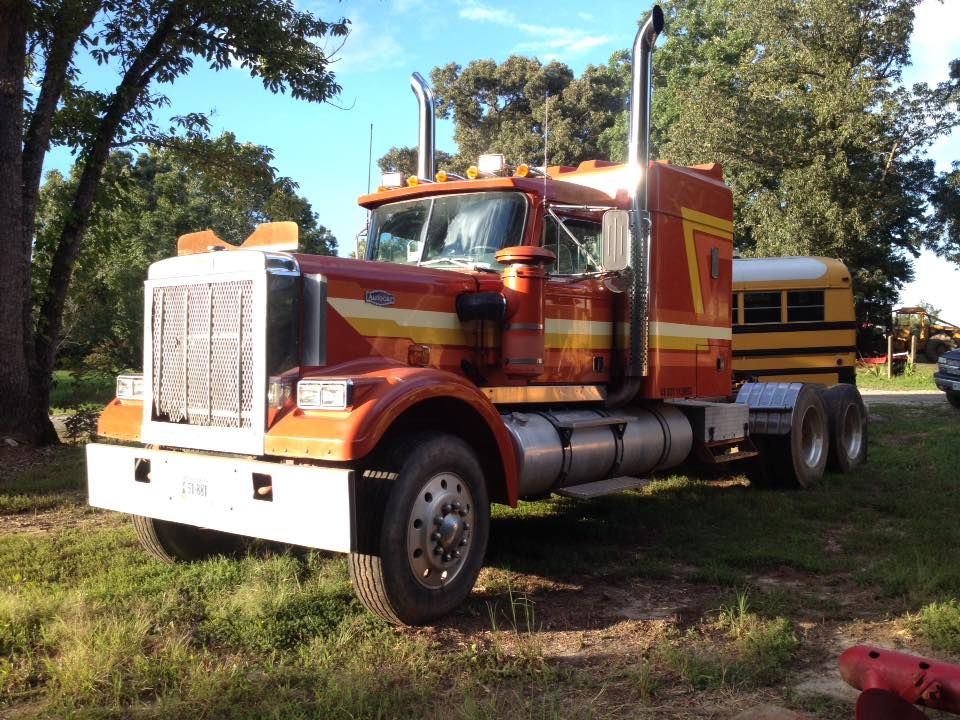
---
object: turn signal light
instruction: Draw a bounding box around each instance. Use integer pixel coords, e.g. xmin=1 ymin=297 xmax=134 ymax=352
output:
xmin=116 ymin=374 xmax=144 ymax=400
xmin=407 ymin=344 xmax=431 ymax=367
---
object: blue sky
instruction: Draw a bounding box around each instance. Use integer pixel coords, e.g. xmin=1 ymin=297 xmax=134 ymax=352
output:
xmin=46 ymin=0 xmax=960 ymax=318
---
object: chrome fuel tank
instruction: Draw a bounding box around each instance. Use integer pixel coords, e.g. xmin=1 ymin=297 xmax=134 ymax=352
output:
xmin=502 ymin=405 xmax=692 ymax=499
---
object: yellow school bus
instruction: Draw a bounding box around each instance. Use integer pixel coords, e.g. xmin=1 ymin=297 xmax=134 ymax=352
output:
xmin=732 ymin=257 xmax=857 ymax=386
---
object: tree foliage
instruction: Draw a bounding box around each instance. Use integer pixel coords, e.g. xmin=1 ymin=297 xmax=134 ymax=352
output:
xmin=426 ymin=53 xmax=630 ymax=172
xmin=377 ymin=146 xmax=455 ymax=177
xmin=32 ymin=136 xmax=336 ymax=372
xmin=0 ymin=0 xmax=348 ymax=443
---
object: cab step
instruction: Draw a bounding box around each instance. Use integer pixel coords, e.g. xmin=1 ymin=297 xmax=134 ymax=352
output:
xmin=555 ymin=476 xmax=650 ymax=500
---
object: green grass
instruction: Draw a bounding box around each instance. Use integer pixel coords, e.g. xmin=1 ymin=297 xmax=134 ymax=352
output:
xmin=855 ymin=362 xmax=936 ymax=390
xmin=910 ymin=600 xmax=960 ymax=654
xmin=0 ymin=447 xmax=85 ymax=514
xmin=49 ymin=370 xmax=114 ymax=414
xmin=2 ymin=401 xmax=960 ymax=717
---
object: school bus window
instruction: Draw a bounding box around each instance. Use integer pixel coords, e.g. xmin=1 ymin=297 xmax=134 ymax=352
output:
xmin=743 ymin=292 xmax=781 ymax=324
xmin=787 ymin=290 xmax=825 ymax=322
xmin=732 ymin=292 xmax=740 ymax=325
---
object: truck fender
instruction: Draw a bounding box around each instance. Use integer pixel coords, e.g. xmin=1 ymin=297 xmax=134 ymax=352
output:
xmin=735 ymin=381 xmax=805 ymax=435
xmin=264 ymin=363 xmax=520 ymax=506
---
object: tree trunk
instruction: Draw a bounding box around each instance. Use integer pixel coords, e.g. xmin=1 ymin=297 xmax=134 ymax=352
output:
xmin=0 ymin=1 xmax=57 ymax=443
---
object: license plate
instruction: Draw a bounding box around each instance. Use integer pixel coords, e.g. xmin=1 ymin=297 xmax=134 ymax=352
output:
xmin=952 ymin=381 xmax=960 ymax=392
xmin=180 ymin=476 xmax=210 ymax=500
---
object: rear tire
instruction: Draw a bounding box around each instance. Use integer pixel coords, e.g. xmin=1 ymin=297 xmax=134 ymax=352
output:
xmin=925 ymin=336 xmax=955 ymax=361
xmin=132 ymin=515 xmax=247 ymax=563
xmin=349 ymin=433 xmax=490 ymax=625
xmin=823 ymin=384 xmax=868 ymax=473
xmin=947 ymin=390 xmax=960 ymax=411
xmin=766 ymin=385 xmax=830 ymax=488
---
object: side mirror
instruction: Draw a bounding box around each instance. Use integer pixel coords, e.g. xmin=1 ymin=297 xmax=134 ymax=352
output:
xmin=600 ymin=209 xmax=631 ymax=272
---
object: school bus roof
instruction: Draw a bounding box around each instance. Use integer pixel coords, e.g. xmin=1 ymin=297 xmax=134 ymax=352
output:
xmin=732 ymin=256 xmax=852 ymax=291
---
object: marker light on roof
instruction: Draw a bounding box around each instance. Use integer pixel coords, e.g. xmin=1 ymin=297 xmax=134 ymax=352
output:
xmin=435 ymin=170 xmax=448 ymax=182
xmin=515 ymin=163 xmax=530 ymax=177
xmin=478 ymin=154 xmax=506 ymax=175
xmin=466 ymin=165 xmax=480 ymax=179
xmin=406 ymin=176 xmax=420 ymax=187
xmin=381 ymin=171 xmax=403 ymax=189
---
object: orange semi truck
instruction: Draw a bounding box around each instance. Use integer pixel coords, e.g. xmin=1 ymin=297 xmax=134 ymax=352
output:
xmin=86 ymin=7 xmax=867 ymax=625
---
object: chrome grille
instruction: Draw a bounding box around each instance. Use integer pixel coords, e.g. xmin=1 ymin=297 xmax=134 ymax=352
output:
xmin=152 ymin=280 xmax=254 ymax=428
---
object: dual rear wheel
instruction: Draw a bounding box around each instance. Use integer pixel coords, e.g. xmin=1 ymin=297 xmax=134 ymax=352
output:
xmin=747 ymin=383 xmax=866 ymax=488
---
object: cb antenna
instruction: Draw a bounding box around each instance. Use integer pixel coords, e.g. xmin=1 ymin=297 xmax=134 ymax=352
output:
xmin=543 ymin=92 xmax=549 ymax=197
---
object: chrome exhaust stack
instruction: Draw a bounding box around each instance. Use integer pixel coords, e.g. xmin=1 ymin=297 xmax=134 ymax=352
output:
xmin=625 ymin=5 xmax=664 ymax=380
xmin=410 ymin=72 xmax=435 ymax=180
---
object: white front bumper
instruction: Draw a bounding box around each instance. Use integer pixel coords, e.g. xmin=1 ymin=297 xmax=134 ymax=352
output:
xmin=86 ymin=443 xmax=355 ymax=553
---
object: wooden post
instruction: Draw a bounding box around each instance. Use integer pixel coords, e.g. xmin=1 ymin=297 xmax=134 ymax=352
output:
xmin=887 ymin=335 xmax=894 ymax=379
xmin=910 ymin=334 xmax=917 ymax=369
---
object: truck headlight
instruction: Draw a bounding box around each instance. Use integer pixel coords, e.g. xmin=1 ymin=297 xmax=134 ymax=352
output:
xmin=297 ymin=380 xmax=353 ymax=410
xmin=116 ymin=374 xmax=144 ymax=400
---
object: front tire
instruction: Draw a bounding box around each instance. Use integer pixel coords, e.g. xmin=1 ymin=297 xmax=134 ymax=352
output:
xmin=132 ymin=515 xmax=247 ymax=563
xmin=350 ymin=434 xmax=490 ymax=625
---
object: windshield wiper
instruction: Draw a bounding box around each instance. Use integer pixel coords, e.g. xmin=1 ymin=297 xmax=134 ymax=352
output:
xmin=419 ymin=257 xmax=475 ymax=268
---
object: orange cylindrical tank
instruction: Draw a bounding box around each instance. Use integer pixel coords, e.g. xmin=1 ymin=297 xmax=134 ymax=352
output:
xmin=496 ymin=246 xmax=555 ymax=377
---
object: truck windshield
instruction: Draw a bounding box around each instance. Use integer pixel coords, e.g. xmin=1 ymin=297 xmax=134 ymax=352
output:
xmin=367 ymin=192 xmax=527 ymax=268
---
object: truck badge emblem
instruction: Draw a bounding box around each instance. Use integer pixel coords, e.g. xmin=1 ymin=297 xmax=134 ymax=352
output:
xmin=365 ymin=290 xmax=395 ymax=307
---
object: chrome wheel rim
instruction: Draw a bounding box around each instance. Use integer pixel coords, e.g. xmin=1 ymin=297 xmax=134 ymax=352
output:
xmin=406 ymin=471 xmax=475 ymax=589
xmin=840 ymin=402 xmax=863 ymax=461
xmin=800 ymin=405 xmax=825 ymax=468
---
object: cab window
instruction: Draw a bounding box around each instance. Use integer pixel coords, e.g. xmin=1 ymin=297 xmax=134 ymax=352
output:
xmin=544 ymin=216 xmax=602 ymax=274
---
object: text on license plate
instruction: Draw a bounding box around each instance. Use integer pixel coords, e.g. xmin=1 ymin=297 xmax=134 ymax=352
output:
xmin=181 ymin=478 xmax=209 ymax=499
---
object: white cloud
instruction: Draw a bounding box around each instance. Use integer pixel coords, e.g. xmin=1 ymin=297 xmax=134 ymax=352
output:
xmin=457 ymin=1 xmax=611 ymax=56
xmin=459 ymin=4 xmax=516 ymax=24
xmin=577 ymin=12 xmax=595 ymax=22
xmin=332 ymin=16 xmax=405 ymax=74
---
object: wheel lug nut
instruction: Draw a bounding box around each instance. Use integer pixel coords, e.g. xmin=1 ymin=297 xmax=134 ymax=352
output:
xmin=433 ymin=516 xmax=442 ymax=525
xmin=452 ymin=502 xmax=461 ymax=510
xmin=434 ymin=546 xmax=443 ymax=555
xmin=453 ymin=550 xmax=461 ymax=559
xmin=431 ymin=532 xmax=441 ymax=541
xmin=459 ymin=539 xmax=467 ymax=546
xmin=458 ymin=509 xmax=468 ymax=517
xmin=463 ymin=522 xmax=470 ymax=530
xmin=442 ymin=504 xmax=452 ymax=513
xmin=442 ymin=553 xmax=451 ymax=561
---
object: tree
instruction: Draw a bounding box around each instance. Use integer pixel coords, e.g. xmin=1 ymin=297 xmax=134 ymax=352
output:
xmin=0 ymin=0 xmax=348 ymax=443
xmin=32 ymin=136 xmax=337 ymax=372
xmin=377 ymin=146 xmax=455 ymax=177
xmin=643 ymin=0 xmax=960 ymax=319
xmin=428 ymin=53 xmax=630 ymax=172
